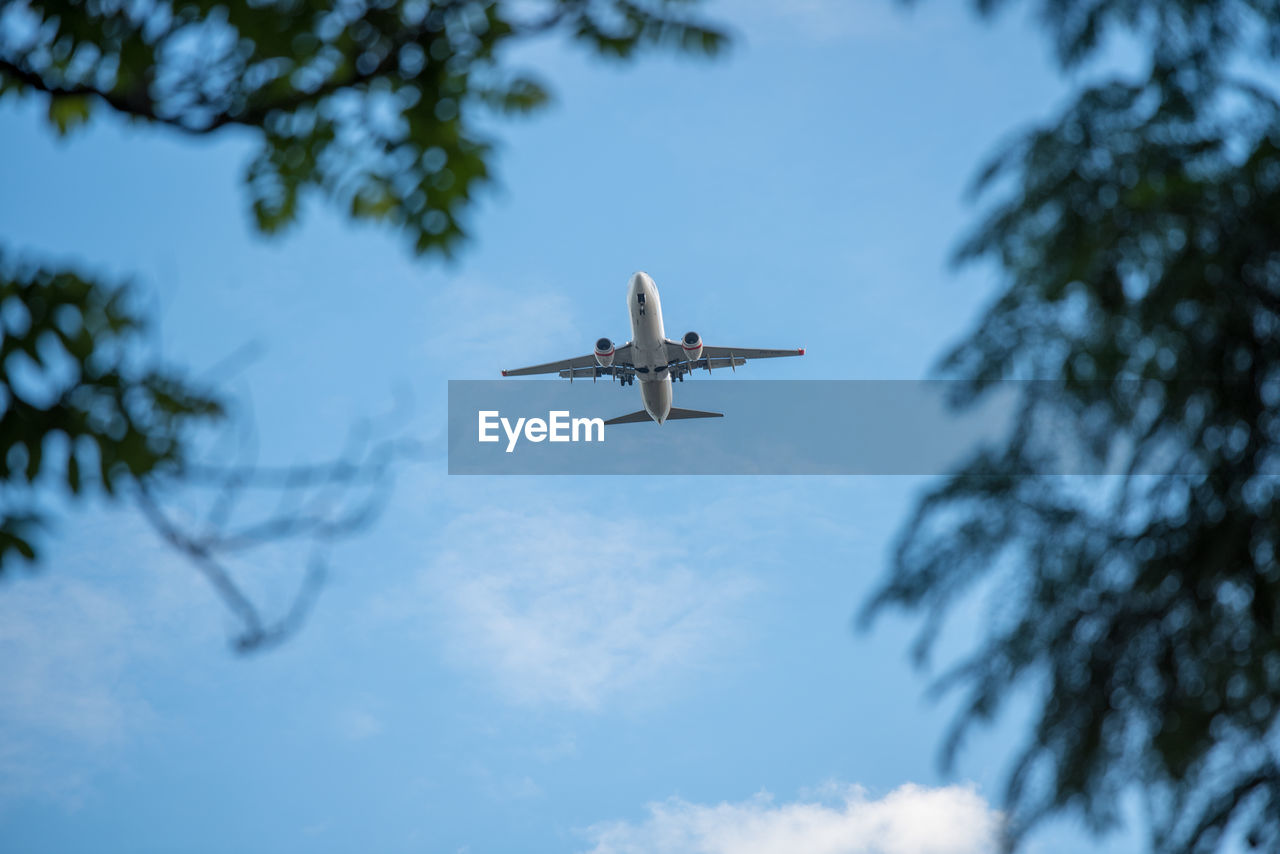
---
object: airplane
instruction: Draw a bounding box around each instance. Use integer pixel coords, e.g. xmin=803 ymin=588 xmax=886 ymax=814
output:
xmin=500 ymin=271 xmax=804 ymax=425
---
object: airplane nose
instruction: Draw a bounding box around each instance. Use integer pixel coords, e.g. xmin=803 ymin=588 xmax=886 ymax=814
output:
xmin=629 ymin=271 xmax=650 ymax=290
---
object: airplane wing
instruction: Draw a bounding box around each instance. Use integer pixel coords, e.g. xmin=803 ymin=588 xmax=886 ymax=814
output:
xmin=662 ymin=341 xmax=804 ymax=373
xmin=699 ymin=345 xmax=805 ymax=361
xmin=502 ymin=343 xmax=633 ymax=377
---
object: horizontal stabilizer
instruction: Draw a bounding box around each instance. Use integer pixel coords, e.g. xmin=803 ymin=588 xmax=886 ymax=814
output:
xmin=603 ymin=408 xmax=724 ymax=426
xmin=668 ymin=407 xmax=724 ymax=421
xmin=603 ymin=410 xmax=653 ymax=425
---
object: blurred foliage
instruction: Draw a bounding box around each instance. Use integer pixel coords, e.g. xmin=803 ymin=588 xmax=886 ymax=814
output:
xmin=0 ymin=0 xmax=724 ymax=634
xmin=0 ymin=0 xmax=724 ymax=254
xmin=0 ymin=255 xmax=222 ymax=568
xmin=867 ymin=1 xmax=1280 ymax=852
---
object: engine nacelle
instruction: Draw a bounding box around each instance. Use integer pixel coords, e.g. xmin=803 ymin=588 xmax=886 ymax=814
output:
xmin=681 ymin=331 xmax=703 ymax=362
xmin=594 ymin=337 xmax=615 ymax=367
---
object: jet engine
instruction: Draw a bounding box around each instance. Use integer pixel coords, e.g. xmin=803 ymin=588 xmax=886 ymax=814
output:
xmin=594 ymin=337 xmax=615 ymax=367
xmin=681 ymin=331 xmax=703 ymax=362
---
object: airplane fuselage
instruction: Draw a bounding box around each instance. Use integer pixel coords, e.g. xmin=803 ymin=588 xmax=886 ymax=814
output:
xmin=627 ymin=272 xmax=674 ymax=423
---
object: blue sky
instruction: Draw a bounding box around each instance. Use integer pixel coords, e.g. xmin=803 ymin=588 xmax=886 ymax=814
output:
xmin=2 ymin=2 xmax=1146 ymax=852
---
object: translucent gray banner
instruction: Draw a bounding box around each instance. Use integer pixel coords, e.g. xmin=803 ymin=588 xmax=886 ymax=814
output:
xmin=448 ymin=379 xmax=1253 ymax=475
xmin=448 ymin=379 xmax=1036 ymax=475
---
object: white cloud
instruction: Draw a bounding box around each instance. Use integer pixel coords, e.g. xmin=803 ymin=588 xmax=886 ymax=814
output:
xmin=423 ymin=276 xmax=578 ymax=380
xmin=723 ymin=0 xmax=920 ymax=44
xmin=0 ymin=570 xmax=152 ymax=803
xmin=0 ymin=576 xmax=140 ymax=747
xmin=337 ymin=707 xmax=384 ymax=741
xmin=0 ymin=511 xmax=228 ymax=805
xmin=582 ymin=783 xmax=1002 ymax=854
xmin=467 ymin=763 xmax=546 ymax=802
xmin=415 ymin=505 xmax=755 ymax=710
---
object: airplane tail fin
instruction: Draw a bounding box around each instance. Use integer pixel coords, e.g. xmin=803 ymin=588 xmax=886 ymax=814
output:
xmin=603 ymin=408 xmax=723 ymax=426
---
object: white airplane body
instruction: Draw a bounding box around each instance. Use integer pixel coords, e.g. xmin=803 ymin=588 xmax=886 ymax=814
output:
xmin=502 ymin=272 xmax=803 ymax=424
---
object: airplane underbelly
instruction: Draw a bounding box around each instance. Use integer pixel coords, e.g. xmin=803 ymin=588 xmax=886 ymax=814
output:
xmin=628 ymin=272 xmax=671 ymax=421
xmin=641 ymin=378 xmax=672 ymax=423
xmin=630 ymin=311 xmax=664 ymax=346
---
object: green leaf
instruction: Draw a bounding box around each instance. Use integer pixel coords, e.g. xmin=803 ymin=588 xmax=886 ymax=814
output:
xmin=13 ymin=536 xmax=35 ymax=561
xmin=47 ymin=94 xmax=93 ymax=136
xmin=66 ymin=451 xmax=81 ymax=494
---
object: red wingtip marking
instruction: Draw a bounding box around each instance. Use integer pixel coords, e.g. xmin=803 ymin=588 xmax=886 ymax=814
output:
xmin=501 ymin=370 xmax=508 ymax=376
xmin=798 ymin=348 xmax=805 ymax=356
